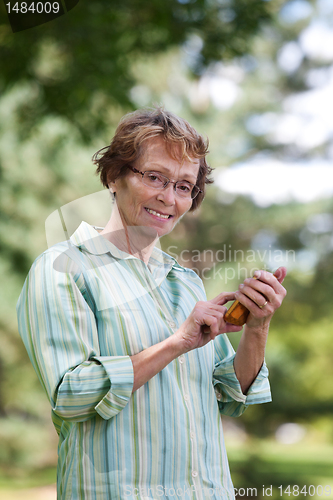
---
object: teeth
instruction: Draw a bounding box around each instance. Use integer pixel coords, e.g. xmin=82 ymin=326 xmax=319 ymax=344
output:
xmin=146 ymin=208 xmax=170 ymax=219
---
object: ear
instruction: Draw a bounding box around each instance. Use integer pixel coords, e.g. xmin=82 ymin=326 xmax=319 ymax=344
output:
xmin=108 ymin=181 xmax=116 ymax=194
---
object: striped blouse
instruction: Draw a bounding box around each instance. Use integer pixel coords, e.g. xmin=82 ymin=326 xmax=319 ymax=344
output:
xmin=17 ymin=221 xmax=271 ymax=500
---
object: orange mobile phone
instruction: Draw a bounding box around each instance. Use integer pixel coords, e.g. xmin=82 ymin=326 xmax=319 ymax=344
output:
xmin=224 ymin=271 xmax=277 ymax=326
xmin=224 ymin=300 xmax=250 ymax=326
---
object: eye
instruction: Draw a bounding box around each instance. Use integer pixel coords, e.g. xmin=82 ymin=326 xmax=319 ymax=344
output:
xmin=147 ymin=172 xmax=163 ymax=182
xmin=177 ymin=182 xmax=191 ymax=192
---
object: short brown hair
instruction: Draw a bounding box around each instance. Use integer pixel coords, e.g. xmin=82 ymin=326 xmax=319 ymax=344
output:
xmin=92 ymin=106 xmax=213 ymax=211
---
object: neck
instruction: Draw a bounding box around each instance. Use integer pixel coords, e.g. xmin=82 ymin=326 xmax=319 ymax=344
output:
xmin=100 ymin=201 xmax=159 ymax=265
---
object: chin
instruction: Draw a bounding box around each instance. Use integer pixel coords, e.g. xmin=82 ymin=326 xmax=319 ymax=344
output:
xmin=157 ymin=225 xmax=174 ymax=238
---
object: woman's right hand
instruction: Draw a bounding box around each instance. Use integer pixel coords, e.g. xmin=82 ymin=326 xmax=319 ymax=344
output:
xmin=131 ymin=292 xmax=242 ymax=393
xmin=174 ymin=292 xmax=243 ymax=354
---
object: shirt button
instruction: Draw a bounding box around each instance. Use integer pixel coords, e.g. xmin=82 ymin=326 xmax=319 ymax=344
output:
xmin=168 ymin=320 xmax=176 ymax=328
xmin=184 ymin=394 xmax=190 ymax=401
xmin=192 ymin=471 xmax=198 ymax=478
xmin=216 ymin=393 xmax=222 ymax=401
xmin=179 ymin=356 xmax=185 ymax=364
xmin=190 ymin=432 xmax=195 ymax=439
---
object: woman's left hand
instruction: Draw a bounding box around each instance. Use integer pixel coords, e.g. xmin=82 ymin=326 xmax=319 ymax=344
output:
xmin=234 ymin=266 xmax=287 ymax=331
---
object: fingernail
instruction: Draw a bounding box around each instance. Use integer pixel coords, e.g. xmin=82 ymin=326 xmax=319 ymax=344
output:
xmin=254 ymin=270 xmax=261 ymax=278
xmin=239 ymin=283 xmax=244 ymax=290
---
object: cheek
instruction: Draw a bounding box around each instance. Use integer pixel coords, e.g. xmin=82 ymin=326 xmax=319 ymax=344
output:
xmin=134 ymin=185 xmax=152 ymax=205
xmin=179 ymin=199 xmax=192 ymax=216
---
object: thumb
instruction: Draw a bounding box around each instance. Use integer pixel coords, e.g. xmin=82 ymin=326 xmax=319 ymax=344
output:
xmin=274 ymin=266 xmax=287 ymax=284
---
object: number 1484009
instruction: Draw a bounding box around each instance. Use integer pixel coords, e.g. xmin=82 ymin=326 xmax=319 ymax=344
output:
xmin=278 ymin=485 xmax=331 ymax=497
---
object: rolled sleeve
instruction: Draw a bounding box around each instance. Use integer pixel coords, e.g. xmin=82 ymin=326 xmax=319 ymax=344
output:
xmin=243 ymin=360 xmax=271 ymax=404
xmin=17 ymin=247 xmax=134 ymax=424
xmin=213 ymin=335 xmax=271 ymax=417
xmin=93 ymin=356 xmax=134 ymax=420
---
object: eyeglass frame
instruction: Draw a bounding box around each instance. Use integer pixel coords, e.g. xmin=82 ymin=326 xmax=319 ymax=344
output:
xmin=127 ymin=165 xmax=202 ymax=199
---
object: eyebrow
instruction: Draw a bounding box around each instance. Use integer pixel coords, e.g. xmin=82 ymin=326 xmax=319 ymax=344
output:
xmin=146 ymin=162 xmax=199 ymax=184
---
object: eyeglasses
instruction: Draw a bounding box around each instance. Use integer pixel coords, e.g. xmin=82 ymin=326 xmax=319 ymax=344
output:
xmin=128 ymin=166 xmax=202 ymax=199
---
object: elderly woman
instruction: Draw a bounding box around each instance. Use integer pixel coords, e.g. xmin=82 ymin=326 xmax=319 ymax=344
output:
xmin=17 ymin=107 xmax=286 ymax=500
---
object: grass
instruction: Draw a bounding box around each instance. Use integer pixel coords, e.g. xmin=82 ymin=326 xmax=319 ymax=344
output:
xmin=227 ymin=439 xmax=333 ymax=499
xmin=0 ymin=467 xmax=56 ymax=491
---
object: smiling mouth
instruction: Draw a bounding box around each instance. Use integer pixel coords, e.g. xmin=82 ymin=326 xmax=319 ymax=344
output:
xmin=145 ymin=207 xmax=173 ymax=219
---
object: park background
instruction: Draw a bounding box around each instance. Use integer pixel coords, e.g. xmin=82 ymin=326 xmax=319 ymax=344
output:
xmin=0 ymin=0 xmax=333 ymax=498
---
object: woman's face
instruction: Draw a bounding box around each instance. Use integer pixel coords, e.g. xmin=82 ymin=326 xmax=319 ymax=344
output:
xmin=110 ymin=136 xmax=200 ymax=238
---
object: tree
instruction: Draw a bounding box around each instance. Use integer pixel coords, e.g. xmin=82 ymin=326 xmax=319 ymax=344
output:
xmin=2 ymin=0 xmax=333 ymax=486
xmin=0 ymin=0 xmax=275 ymax=139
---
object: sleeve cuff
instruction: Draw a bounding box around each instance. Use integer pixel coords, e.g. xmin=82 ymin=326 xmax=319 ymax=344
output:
xmin=244 ymin=360 xmax=272 ymax=405
xmin=213 ymin=354 xmax=272 ymax=406
xmin=93 ymin=356 xmax=134 ymax=420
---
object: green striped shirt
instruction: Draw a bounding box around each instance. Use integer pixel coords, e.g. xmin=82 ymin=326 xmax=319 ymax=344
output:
xmin=17 ymin=222 xmax=271 ymax=500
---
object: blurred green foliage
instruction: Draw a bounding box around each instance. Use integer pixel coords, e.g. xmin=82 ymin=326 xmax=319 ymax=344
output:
xmin=1 ymin=0 xmax=333 ymax=494
xmin=0 ymin=0 xmax=273 ymax=140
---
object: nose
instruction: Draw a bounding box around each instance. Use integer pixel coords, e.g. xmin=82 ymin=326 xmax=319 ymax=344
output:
xmin=156 ymin=182 xmax=176 ymax=205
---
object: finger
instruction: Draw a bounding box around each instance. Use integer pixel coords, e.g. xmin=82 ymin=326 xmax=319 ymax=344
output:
xmin=206 ymin=303 xmax=228 ymax=316
xmin=209 ymin=292 xmax=238 ymax=306
xmin=235 ymin=290 xmax=273 ymax=315
xmin=200 ymin=314 xmax=220 ymax=336
xmin=224 ymin=323 xmax=243 ymax=333
xmin=194 ymin=301 xmax=227 ymax=318
xmin=202 ymin=317 xmax=243 ymax=335
xmin=204 ymin=323 xmax=243 ymax=334
xmin=253 ymin=270 xmax=286 ymax=296
xmin=273 ymin=266 xmax=287 ymax=284
xmin=238 ymin=284 xmax=273 ymax=309
xmin=201 ymin=305 xmax=237 ymax=333
xmin=194 ymin=302 xmax=227 ymax=336
xmin=240 ymin=280 xmax=276 ymax=305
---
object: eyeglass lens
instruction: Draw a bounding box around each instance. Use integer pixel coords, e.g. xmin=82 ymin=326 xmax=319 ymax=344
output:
xmin=143 ymin=172 xmax=199 ymax=198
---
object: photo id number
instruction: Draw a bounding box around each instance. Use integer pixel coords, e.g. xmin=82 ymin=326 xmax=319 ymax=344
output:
xmin=6 ymin=2 xmax=60 ymax=14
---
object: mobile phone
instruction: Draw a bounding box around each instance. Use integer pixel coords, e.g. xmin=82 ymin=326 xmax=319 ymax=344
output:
xmin=224 ymin=299 xmax=250 ymax=326
xmin=224 ymin=271 xmax=278 ymax=326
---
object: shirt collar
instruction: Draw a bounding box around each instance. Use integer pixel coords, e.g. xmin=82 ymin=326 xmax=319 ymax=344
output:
xmin=70 ymin=221 xmax=186 ymax=279
xmin=70 ymin=221 xmax=130 ymax=259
